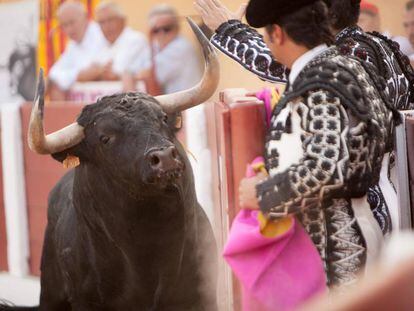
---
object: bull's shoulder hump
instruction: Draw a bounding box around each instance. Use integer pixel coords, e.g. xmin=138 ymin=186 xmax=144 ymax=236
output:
xmin=48 ymin=170 xmax=74 ymax=213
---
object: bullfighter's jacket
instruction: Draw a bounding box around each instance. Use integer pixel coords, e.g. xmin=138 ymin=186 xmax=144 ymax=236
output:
xmin=253 ymin=46 xmax=393 ymax=287
xmin=212 ymin=20 xmax=414 ymax=236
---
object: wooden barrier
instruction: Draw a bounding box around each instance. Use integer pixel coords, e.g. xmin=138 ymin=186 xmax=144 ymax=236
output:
xmin=213 ymin=89 xmax=266 ymax=311
xmin=405 ymin=116 xmax=414 ymax=226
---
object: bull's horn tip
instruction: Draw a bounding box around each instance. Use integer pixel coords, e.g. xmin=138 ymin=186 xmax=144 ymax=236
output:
xmin=37 ymin=70 xmax=45 ymax=95
xmin=186 ymin=17 xmax=202 ymax=36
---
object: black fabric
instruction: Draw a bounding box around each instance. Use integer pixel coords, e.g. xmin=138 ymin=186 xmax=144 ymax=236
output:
xmin=335 ymin=26 xmax=414 ymax=112
xmin=370 ymin=31 xmax=414 ymax=106
xmin=367 ymin=185 xmax=392 ymax=235
xmin=211 ymin=20 xmax=289 ymax=82
xmin=322 ymin=0 xmax=361 ymax=7
xmin=267 ymin=48 xmax=390 ymax=200
xmin=275 ymin=48 xmax=377 ymax=125
xmin=246 ymin=0 xmax=319 ymax=27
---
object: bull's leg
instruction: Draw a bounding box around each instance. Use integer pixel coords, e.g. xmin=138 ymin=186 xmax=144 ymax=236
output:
xmin=39 ymin=300 xmax=70 ymax=311
xmin=195 ymin=205 xmax=218 ymax=311
xmin=38 ymin=226 xmax=71 ymax=311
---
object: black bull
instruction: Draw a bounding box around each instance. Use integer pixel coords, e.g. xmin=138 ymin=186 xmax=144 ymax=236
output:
xmin=1 ymin=20 xmax=219 ymax=311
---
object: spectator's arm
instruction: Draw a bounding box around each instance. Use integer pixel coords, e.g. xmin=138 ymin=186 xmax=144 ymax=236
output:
xmin=126 ymin=39 xmax=192 ymax=88
xmin=48 ymin=45 xmax=79 ymax=90
xmin=152 ymin=40 xmax=190 ymax=86
xmin=122 ymin=72 xmax=137 ymax=92
xmin=76 ymin=64 xmax=105 ymax=82
xmin=112 ymin=35 xmax=150 ymax=76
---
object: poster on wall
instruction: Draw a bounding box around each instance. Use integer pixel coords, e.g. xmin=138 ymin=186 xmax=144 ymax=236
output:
xmin=0 ymin=0 xmax=38 ymax=103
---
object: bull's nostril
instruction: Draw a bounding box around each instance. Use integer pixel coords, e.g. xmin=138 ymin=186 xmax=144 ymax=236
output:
xmin=150 ymin=155 xmax=160 ymax=167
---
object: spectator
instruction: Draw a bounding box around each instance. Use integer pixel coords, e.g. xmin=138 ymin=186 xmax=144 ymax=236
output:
xmin=358 ymin=1 xmax=414 ymax=56
xmin=404 ymin=0 xmax=414 ymax=59
xmin=48 ymin=1 xmax=106 ymax=100
xmin=78 ymin=1 xmax=149 ymax=82
xmin=358 ymin=1 xmax=381 ymax=33
xmin=123 ymin=4 xmax=201 ymax=95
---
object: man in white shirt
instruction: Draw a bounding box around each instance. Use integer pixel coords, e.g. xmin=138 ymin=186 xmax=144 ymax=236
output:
xmin=123 ymin=4 xmax=201 ymax=95
xmin=48 ymin=1 xmax=106 ymax=100
xmin=78 ymin=1 xmax=149 ymax=82
xmin=404 ymin=0 xmax=414 ymax=64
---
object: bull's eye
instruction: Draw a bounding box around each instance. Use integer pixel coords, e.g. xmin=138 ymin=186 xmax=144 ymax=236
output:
xmin=100 ymin=135 xmax=110 ymax=144
xmin=163 ymin=115 xmax=168 ymax=124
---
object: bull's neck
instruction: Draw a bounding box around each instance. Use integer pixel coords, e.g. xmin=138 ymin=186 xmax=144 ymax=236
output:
xmin=71 ymin=163 xmax=190 ymax=241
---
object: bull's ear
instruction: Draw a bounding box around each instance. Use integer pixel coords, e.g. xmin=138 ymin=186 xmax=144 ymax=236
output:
xmin=168 ymin=112 xmax=183 ymax=133
xmin=51 ymin=142 xmax=86 ymax=166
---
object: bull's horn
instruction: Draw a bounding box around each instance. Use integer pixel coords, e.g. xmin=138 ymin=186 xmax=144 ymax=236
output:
xmin=28 ymin=69 xmax=85 ymax=155
xmin=155 ymin=17 xmax=220 ymax=114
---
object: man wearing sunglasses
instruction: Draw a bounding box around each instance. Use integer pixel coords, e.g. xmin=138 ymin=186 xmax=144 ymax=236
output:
xmin=123 ymin=4 xmax=201 ymax=95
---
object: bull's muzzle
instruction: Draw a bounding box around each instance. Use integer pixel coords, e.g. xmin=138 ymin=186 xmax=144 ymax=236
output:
xmin=146 ymin=146 xmax=184 ymax=184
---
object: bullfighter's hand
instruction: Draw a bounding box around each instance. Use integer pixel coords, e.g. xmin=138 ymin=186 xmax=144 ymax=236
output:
xmin=194 ymin=0 xmax=247 ymax=31
xmin=239 ymin=172 xmax=267 ymax=210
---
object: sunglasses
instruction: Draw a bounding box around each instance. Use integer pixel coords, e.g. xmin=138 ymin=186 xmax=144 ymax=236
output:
xmin=151 ymin=25 xmax=175 ymax=35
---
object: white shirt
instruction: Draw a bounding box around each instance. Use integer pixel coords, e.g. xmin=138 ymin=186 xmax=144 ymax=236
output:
xmin=94 ymin=27 xmax=149 ymax=76
xmin=289 ymin=44 xmax=328 ymax=85
xmin=49 ymin=22 xmax=106 ymax=90
xmin=394 ymin=36 xmax=414 ymax=57
xmin=129 ymin=35 xmax=202 ymax=94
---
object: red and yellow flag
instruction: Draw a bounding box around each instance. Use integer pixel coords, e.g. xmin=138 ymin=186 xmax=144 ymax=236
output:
xmin=38 ymin=0 xmax=99 ymax=74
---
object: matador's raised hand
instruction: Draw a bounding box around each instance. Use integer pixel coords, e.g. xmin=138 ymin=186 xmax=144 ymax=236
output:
xmin=194 ymin=0 xmax=247 ymax=31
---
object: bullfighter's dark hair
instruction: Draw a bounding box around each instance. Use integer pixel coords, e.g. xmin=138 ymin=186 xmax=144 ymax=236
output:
xmin=266 ymin=1 xmax=334 ymax=49
xmin=327 ymin=0 xmax=361 ymax=31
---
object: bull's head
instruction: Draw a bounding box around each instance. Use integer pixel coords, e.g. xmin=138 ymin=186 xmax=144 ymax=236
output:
xmin=28 ymin=19 xmax=219 ymax=193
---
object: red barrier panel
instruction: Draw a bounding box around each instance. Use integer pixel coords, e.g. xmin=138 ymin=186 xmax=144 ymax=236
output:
xmin=214 ymin=89 xmax=266 ymax=311
xmin=21 ymin=103 xmax=85 ymax=276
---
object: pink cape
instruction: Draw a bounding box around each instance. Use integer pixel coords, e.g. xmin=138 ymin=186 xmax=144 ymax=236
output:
xmin=224 ymin=154 xmax=326 ymax=311
xmin=223 ymin=210 xmax=326 ymax=311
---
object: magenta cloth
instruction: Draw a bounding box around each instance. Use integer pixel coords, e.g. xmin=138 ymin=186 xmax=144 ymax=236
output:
xmin=255 ymin=88 xmax=274 ymax=128
xmin=224 ymin=157 xmax=326 ymax=311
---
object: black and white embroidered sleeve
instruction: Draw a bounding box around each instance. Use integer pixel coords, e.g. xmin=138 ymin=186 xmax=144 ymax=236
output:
xmin=256 ymin=90 xmax=347 ymax=218
xmin=211 ymin=20 xmax=289 ymax=83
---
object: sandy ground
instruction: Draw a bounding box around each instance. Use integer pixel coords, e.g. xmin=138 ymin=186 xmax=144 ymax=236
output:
xmin=0 ymin=273 xmax=40 ymax=306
